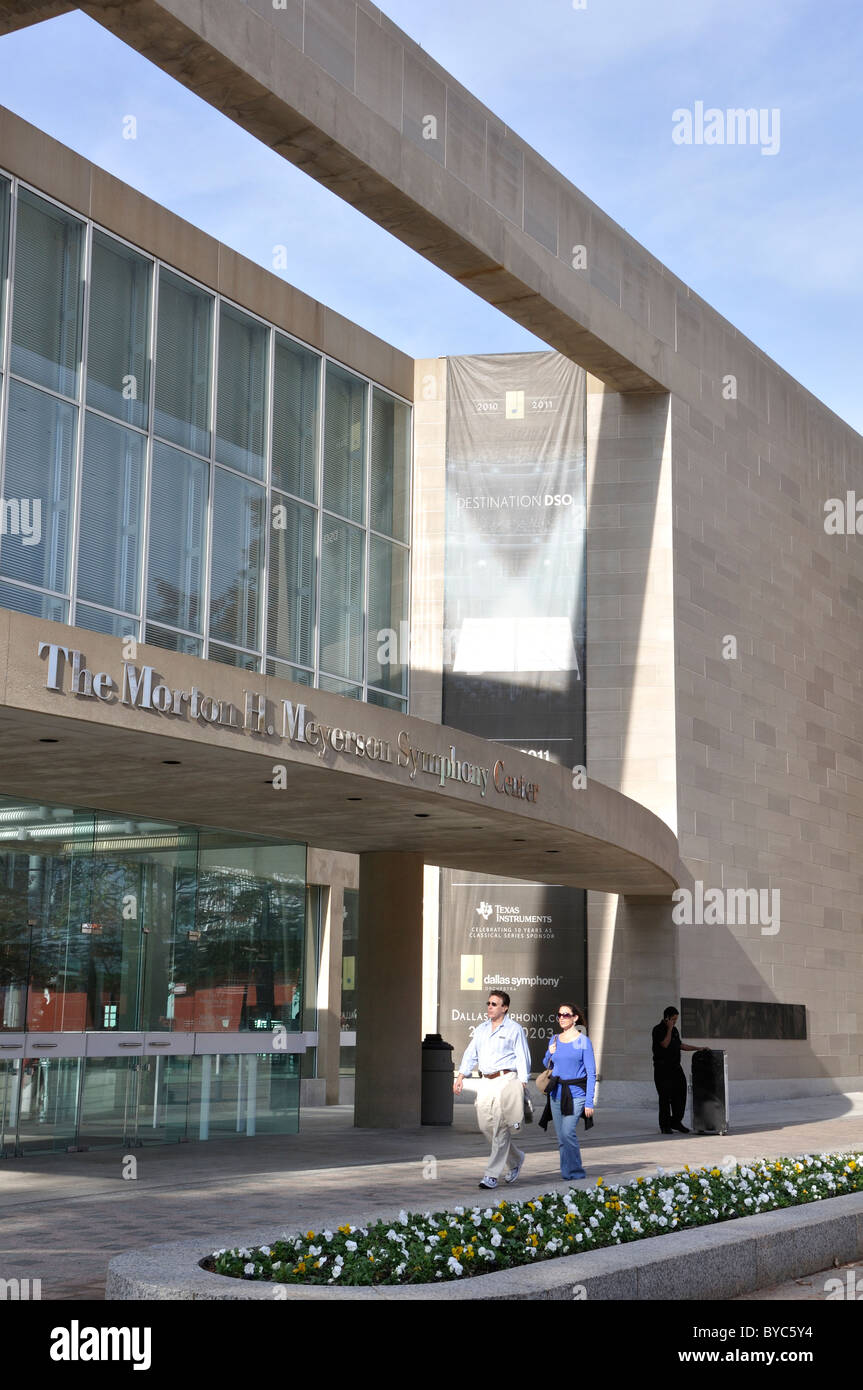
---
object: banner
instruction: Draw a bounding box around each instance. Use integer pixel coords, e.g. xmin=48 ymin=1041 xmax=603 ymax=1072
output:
xmin=439 ymin=352 xmax=587 ymax=1070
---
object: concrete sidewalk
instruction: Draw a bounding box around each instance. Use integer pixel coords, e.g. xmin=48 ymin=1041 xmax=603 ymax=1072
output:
xmin=1 ymin=1092 xmax=861 ymax=1300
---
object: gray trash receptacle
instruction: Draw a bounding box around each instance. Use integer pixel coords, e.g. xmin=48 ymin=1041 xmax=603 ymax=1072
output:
xmin=421 ymin=1034 xmax=454 ymax=1125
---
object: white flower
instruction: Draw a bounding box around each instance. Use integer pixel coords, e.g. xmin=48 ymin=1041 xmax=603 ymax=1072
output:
xmin=345 ymin=1240 xmax=357 ymax=1252
xmin=308 ymin=1244 xmax=322 ymax=1256
xmin=323 ymin=1231 xmax=333 ymax=1242
xmin=491 ymin=1231 xmax=502 ymax=1247
xmin=244 ymin=1262 xmax=255 ymax=1274
xmin=332 ymin=1266 xmax=342 ymax=1278
xmin=260 ymin=1246 xmax=271 ymax=1256
xmin=447 ymin=1256 xmax=463 ymax=1275
xmin=398 ymin=1210 xmax=409 ymax=1224
xmin=575 ymin=1234 xmax=583 ymax=1242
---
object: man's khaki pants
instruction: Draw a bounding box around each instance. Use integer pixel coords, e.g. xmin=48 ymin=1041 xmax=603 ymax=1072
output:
xmin=474 ymin=1073 xmax=524 ymax=1179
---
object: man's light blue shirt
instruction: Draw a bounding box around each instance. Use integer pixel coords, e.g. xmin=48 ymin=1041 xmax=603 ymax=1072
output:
xmin=458 ymin=1014 xmax=531 ymax=1083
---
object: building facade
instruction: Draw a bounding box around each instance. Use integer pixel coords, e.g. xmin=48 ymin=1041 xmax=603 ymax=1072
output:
xmin=0 ymin=0 xmax=861 ymax=1156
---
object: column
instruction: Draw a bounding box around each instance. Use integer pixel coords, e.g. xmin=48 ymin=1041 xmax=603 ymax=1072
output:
xmin=355 ymin=851 xmax=424 ymax=1128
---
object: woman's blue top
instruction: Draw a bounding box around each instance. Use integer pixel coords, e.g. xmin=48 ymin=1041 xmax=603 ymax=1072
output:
xmin=542 ymin=1032 xmax=596 ymax=1108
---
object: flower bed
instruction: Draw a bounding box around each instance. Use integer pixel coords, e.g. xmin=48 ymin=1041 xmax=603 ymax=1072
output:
xmin=205 ymin=1150 xmax=862 ymax=1287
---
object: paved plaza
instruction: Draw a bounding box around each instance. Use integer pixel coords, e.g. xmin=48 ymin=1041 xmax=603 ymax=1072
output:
xmin=1 ymin=1092 xmax=861 ymax=1300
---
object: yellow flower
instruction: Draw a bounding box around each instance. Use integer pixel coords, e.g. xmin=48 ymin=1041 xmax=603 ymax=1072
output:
xmin=527 ymin=1201 xmax=535 ymax=1211
xmin=637 ymin=1177 xmax=644 ymax=1185
xmin=338 ymin=1224 xmax=351 ymax=1234
xmin=528 ymin=1234 xmax=539 ymax=1247
xmin=438 ymin=1230 xmax=447 ymax=1238
xmin=492 ymin=1213 xmax=503 ymax=1223
xmin=295 ymin=1261 xmax=306 ymax=1273
xmin=506 ymin=1225 xmax=515 ymax=1232
xmin=849 ymin=1161 xmax=857 ymax=1171
xmin=465 ymin=1247 xmax=475 ymax=1260
xmin=313 ymin=1260 xmax=321 ymax=1269
xmin=306 ymin=1230 xmax=315 ymax=1239
xmin=596 ymin=1178 xmax=604 ymax=1187
xmin=452 ymin=1246 xmax=464 ymax=1258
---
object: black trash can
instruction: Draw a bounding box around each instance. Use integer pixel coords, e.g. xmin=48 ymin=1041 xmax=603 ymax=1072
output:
xmin=691 ymin=1048 xmax=729 ymax=1134
xmin=421 ymin=1034 xmax=454 ymax=1125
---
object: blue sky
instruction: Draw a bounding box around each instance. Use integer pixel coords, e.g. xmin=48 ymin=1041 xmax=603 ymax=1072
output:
xmin=1 ymin=1 xmax=861 ymax=432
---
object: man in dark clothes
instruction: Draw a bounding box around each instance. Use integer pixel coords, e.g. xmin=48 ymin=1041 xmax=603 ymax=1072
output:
xmin=652 ymin=1006 xmax=700 ymax=1133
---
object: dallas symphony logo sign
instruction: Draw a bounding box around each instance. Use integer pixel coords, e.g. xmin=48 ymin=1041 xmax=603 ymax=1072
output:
xmin=37 ymin=642 xmax=540 ymax=805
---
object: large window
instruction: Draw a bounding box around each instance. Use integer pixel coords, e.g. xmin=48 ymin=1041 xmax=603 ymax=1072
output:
xmin=77 ymin=413 xmax=144 ymax=618
xmin=0 ymin=794 xmax=305 ymax=1155
xmin=1 ymin=379 xmax=75 ymax=594
xmin=0 ymin=178 xmax=411 ymax=708
xmin=154 ymin=267 xmax=212 ymax=456
xmin=87 ymin=231 xmax=151 ymax=429
xmin=147 ymin=442 xmax=208 ymax=637
xmin=11 ymin=189 xmax=84 ymax=399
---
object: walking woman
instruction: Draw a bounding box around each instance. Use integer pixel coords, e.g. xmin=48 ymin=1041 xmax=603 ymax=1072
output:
xmin=538 ymin=1004 xmax=596 ymax=1181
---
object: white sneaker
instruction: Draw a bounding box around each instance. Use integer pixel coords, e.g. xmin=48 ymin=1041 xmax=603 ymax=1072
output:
xmin=478 ymin=1175 xmax=499 ymax=1190
xmin=505 ymin=1149 xmax=526 ymax=1183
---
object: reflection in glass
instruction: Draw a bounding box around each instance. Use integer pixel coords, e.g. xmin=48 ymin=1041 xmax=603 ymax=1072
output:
xmin=11 ymin=188 xmax=84 ymax=398
xmin=78 ymin=412 xmax=145 ymax=614
xmin=0 ymin=796 xmax=305 ymax=1154
xmin=0 ymin=581 xmax=67 ymax=622
xmin=75 ymin=604 xmax=138 ymax=639
xmin=323 ymin=363 xmax=366 ymax=523
xmin=370 ymin=389 xmax=410 ymax=542
xmin=1 ymin=380 xmax=75 ymax=593
xmin=319 ymin=517 xmax=364 ymax=681
xmin=147 ymin=442 xmax=208 ymax=633
xmin=272 ymin=335 xmax=319 ymax=501
xmin=366 ymin=535 xmax=408 ymax=696
xmin=154 ymin=268 xmax=212 ymax=456
xmin=87 ymin=231 xmax=151 ymax=429
xmin=268 ymin=494 xmax=316 ymax=667
xmin=209 ymin=468 xmax=265 ymax=651
xmin=216 ymin=303 xmax=268 ymax=479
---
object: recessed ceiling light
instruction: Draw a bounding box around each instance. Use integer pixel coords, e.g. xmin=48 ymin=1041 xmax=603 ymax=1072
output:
xmin=347 ymin=797 xmax=363 ymax=801
xmin=162 ymin=760 xmax=182 ymax=765
xmin=415 ymin=813 xmax=430 ymax=818
xmin=39 ymin=737 xmax=59 ymax=743
xmin=546 ymin=849 xmax=559 ymax=854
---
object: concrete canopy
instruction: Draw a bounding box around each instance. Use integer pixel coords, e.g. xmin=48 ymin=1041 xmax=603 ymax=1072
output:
xmin=0 ymin=613 xmax=684 ymax=896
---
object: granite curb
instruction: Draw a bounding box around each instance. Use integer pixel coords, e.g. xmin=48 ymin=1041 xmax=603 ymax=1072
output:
xmin=105 ymin=1191 xmax=863 ymax=1301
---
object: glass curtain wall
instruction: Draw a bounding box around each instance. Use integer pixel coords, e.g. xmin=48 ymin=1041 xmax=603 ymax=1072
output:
xmin=0 ymin=795 xmax=305 ymax=1157
xmin=0 ymin=176 xmax=411 ymax=708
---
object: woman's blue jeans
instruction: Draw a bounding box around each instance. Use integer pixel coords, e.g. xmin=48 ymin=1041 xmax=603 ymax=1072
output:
xmin=550 ymin=1091 xmax=586 ymax=1180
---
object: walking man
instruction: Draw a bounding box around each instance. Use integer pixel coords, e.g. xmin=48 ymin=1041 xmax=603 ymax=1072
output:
xmin=453 ymin=991 xmax=531 ymax=1190
xmin=652 ymin=1005 xmax=700 ymax=1133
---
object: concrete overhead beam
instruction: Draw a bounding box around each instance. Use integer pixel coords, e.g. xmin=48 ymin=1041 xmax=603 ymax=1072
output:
xmin=24 ymin=0 xmax=674 ymax=394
